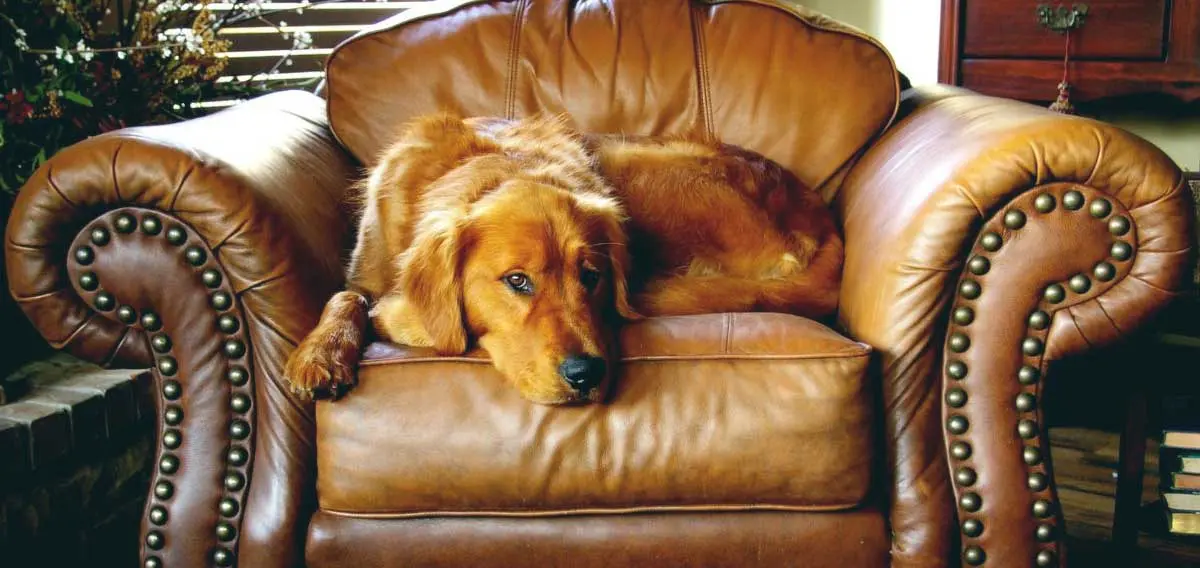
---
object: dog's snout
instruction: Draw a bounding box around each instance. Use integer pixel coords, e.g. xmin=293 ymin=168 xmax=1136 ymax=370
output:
xmin=558 ymin=355 xmax=606 ymax=393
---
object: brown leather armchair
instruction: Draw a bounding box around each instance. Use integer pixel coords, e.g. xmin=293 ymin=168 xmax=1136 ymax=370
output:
xmin=5 ymin=1 xmax=1195 ymax=567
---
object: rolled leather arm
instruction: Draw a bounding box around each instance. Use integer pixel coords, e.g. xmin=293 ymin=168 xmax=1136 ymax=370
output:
xmin=4 ymin=90 xmax=360 ymax=568
xmin=835 ymin=85 xmax=1195 ymax=568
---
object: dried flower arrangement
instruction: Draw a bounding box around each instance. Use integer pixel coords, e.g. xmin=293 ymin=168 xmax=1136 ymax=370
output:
xmin=0 ymin=0 xmax=320 ymax=193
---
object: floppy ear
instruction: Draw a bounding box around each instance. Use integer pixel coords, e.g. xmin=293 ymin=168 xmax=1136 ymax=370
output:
xmin=390 ymin=214 xmax=470 ymax=354
xmin=591 ymin=205 xmax=642 ymax=322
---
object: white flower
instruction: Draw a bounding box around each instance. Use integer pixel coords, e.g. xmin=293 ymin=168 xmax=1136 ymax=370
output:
xmin=54 ymin=46 xmax=65 ymax=59
xmin=14 ymin=37 xmax=28 ymax=50
xmin=279 ymin=20 xmax=288 ymax=27
xmin=162 ymin=46 xmax=173 ymax=58
xmin=291 ymin=30 xmax=312 ymax=50
xmin=285 ymin=58 xmax=293 ymax=66
xmin=38 ymin=54 xmax=47 ymax=61
xmin=116 ymin=50 xmax=127 ymax=60
xmin=172 ymin=104 xmax=181 ymax=110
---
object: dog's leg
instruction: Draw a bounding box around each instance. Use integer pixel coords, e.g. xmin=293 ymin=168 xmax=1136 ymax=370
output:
xmin=283 ymin=290 xmax=371 ymax=400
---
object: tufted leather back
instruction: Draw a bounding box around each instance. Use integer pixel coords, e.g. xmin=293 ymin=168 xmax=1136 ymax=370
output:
xmin=320 ymin=0 xmax=900 ymax=201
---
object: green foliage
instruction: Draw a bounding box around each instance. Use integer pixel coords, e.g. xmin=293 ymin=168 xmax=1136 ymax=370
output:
xmin=0 ymin=0 xmax=318 ymax=193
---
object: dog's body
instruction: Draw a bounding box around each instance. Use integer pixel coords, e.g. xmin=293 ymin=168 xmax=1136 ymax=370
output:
xmin=285 ymin=114 xmax=843 ymax=404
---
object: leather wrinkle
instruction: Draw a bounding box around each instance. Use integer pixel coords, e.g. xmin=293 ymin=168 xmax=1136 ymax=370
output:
xmin=165 ymin=162 xmax=196 ymax=212
xmin=689 ymin=2 xmax=713 ymax=141
xmin=110 ymin=141 xmax=125 ymax=201
xmin=45 ymin=164 xmax=79 ymax=209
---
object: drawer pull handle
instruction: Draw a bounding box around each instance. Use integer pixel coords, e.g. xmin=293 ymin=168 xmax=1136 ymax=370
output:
xmin=1036 ymin=3 xmax=1089 ymax=33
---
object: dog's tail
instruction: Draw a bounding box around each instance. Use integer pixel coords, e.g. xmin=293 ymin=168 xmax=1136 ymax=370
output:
xmin=633 ymin=237 xmax=844 ymax=320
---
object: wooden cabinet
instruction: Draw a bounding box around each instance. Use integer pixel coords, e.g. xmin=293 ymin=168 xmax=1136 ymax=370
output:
xmin=939 ymin=0 xmax=1200 ymax=104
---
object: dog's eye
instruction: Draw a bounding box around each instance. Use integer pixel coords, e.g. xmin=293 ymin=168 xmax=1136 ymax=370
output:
xmin=503 ymin=272 xmax=534 ymax=295
xmin=580 ymin=267 xmax=601 ymax=291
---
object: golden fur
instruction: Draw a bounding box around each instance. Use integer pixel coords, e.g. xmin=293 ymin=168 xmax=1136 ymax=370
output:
xmin=284 ymin=113 xmax=843 ymax=404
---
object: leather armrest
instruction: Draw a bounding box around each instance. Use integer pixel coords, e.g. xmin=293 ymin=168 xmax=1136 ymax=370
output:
xmin=4 ymin=90 xmax=360 ymax=568
xmin=834 ymin=85 xmax=1195 ymax=567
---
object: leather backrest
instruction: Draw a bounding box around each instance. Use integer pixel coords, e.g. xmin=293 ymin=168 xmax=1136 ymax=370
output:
xmin=321 ymin=0 xmax=900 ymax=201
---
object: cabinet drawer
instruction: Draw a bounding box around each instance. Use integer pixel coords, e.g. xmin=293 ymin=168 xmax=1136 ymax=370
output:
xmin=963 ymin=0 xmax=1167 ymax=60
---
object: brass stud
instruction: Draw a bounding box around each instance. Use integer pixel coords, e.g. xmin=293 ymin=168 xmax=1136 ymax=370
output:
xmin=141 ymin=311 xmax=162 ymax=331
xmin=953 ymin=306 xmax=975 ymax=326
xmin=1034 ymin=193 xmax=1056 ymax=213
xmin=1108 ymin=215 xmax=1130 ymax=236
xmin=964 ymin=545 xmax=986 ymax=566
xmin=951 ymin=441 xmax=973 ymax=460
xmin=946 ymin=388 xmax=968 ymax=408
xmin=1019 ymin=365 xmax=1041 ymax=385
xmin=1044 ymin=284 xmax=1066 ymax=304
xmin=164 ymin=406 xmax=183 ymax=425
xmin=1019 ymin=419 xmax=1039 ymax=439
xmin=949 ymin=333 xmax=971 ymax=353
xmin=219 ymin=497 xmax=240 ymax=517
xmin=968 ymin=256 xmax=990 ymax=275
xmin=141 ymin=215 xmax=162 ymax=235
xmin=959 ymin=280 xmax=981 ymax=299
xmin=158 ymin=357 xmax=178 ymax=377
xmin=956 ymin=467 xmax=978 ymax=486
xmin=231 ymin=393 xmax=251 ymax=413
xmin=948 ymin=415 xmax=969 ymax=435
xmin=963 ymin=518 xmax=984 ymax=537
xmin=225 ymin=472 xmax=246 ymax=491
xmin=1089 ymin=198 xmax=1112 ymax=218
xmin=224 ymin=339 xmax=246 ymax=358
xmin=1023 ymin=337 xmax=1045 ymax=356
xmin=117 ymin=305 xmax=137 ymax=324
xmin=1003 ymin=209 xmax=1027 ymax=229
xmin=1033 ymin=499 xmax=1054 ymax=518
xmin=159 ymin=454 xmax=180 ymax=474
xmin=163 ymin=429 xmax=181 ymax=449
xmin=1111 ymin=241 xmax=1133 ymax=261
xmin=146 ymin=530 xmax=164 ymax=550
xmin=1063 ymin=190 xmax=1084 ymax=210
xmin=980 ymin=232 xmax=1003 ymax=251
xmin=145 ymin=558 xmax=162 ymax=568
xmin=947 ymin=361 xmax=968 ymax=380
xmin=216 ymin=522 xmax=236 ymax=542
xmin=154 ymin=480 xmax=174 ymax=499
xmin=1016 ymin=393 xmax=1037 ymax=412
xmin=1036 ymin=549 xmax=1056 ymax=566
xmin=79 ymin=272 xmax=99 ymax=291
xmin=1029 ymin=472 xmax=1049 ymax=491
xmin=1068 ymin=274 xmax=1091 ymax=294
xmin=228 ymin=446 xmax=249 ymax=466
xmin=185 ymin=246 xmax=207 ymax=266
xmin=230 ymin=419 xmax=250 ymax=440
xmin=218 ymin=314 xmax=239 ymax=334
xmin=213 ymin=548 xmax=234 ymax=567
xmin=90 ymin=227 xmax=110 ymax=246
xmin=74 ymin=246 xmax=95 ymax=265
xmin=165 ymin=226 xmax=187 ymax=245
xmin=202 ymin=269 xmax=222 ymax=288
xmin=95 ymin=292 xmax=115 ymax=311
xmin=1036 ymin=524 xmax=1055 ymax=542
xmin=149 ymin=505 xmax=168 ymax=525
xmin=1028 ymin=311 xmax=1050 ymax=330
xmin=151 ymin=334 xmax=172 ymax=353
xmin=227 ymin=366 xmax=249 ymax=386
xmin=1094 ymin=261 xmax=1116 ymax=282
xmin=115 ymin=213 xmax=136 ymax=233
xmin=162 ymin=379 xmax=181 ymax=400
xmin=960 ymin=492 xmax=982 ymax=512
xmin=211 ymin=291 xmax=232 ymax=311
xmin=1024 ymin=446 xmax=1043 ymax=465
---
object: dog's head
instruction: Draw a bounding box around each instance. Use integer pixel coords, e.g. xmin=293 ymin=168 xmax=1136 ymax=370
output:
xmin=391 ymin=169 xmax=640 ymax=405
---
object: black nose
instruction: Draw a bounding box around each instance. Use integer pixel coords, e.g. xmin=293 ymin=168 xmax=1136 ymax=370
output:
xmin=558 ymin=355 xmax=607 ymax=393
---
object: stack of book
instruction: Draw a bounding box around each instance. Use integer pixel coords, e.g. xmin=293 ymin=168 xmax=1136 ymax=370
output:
xmin=1160 ymin=394 xmax=1200 ymax=536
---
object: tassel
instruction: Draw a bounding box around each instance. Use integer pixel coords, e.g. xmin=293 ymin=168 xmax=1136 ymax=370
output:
xmin=1049 ymin=31 xmax=1075 ymax=114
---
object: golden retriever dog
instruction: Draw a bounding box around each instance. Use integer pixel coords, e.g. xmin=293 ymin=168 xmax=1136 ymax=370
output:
xmin=284 ymin=113 xmax=843 ymax=405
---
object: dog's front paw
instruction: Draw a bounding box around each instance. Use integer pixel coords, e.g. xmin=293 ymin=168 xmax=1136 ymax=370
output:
xmin=284 ymin=337 xmax=359 ymax=401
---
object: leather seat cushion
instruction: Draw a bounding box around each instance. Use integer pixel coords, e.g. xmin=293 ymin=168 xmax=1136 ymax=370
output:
xmin=304 ymin=508 xmax=891 ymax=568
xmin=316 ymin=313 xmax=876 ymax=517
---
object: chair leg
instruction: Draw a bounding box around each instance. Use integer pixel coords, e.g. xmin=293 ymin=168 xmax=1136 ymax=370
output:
xmin=1112 ymin=377 xmax=1148 ymax=565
